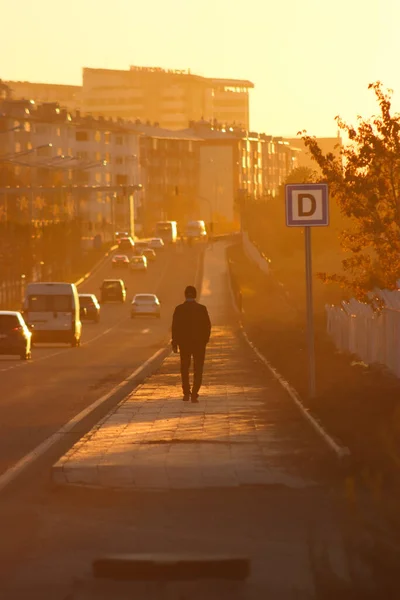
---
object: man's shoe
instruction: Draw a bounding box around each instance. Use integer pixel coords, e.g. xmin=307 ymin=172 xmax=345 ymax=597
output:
xmin=191 ymin=393 xmax=199 ymax=403
xmin=183 ymin=394 xmax=190 ymax=401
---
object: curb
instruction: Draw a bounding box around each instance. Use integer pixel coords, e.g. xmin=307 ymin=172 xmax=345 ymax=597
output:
xmin=0 ymin=346 xmax=170 ymax=494
xmin=226 ymin=249 xmax=350 ymax=460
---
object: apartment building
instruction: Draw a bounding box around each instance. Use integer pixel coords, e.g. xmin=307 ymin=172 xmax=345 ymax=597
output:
xmin=178 ymin=121 xmax=300 ymax=229
xmin=81 ymin=66 xmax=253 ymax=130
xmin=0 ymin=99 xmax=141 ymax=239
xmin=261 ymin=136 xmax=300 ymax=196
xmin=137 ymin=124 xmax=199 ymax=234
xmin=5 ymin=81 xmax=81 ymax=113
xmin=286 ymin=135 xmax=342 ymax=173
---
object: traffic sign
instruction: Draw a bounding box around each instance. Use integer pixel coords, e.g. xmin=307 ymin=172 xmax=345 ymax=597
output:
xmin=284 ymin=182 xmax=330 ymax=400
xmin=285 ymin=184 xmax=329 ymax=227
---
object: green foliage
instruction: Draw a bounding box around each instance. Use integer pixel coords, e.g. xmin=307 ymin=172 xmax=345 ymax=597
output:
xmin=301 ymin=82 xmax=400 ymax=299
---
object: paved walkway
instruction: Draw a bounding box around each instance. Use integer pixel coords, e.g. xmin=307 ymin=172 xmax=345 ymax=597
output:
xmin=53 ymin=243 xmax=330 ymax=489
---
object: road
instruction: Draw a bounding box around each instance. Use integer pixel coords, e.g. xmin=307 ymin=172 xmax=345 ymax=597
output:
xmin=0 ymin=242 xmax=348 ymax=600
xmin=0 ymin=244 xmax=203 ymax=478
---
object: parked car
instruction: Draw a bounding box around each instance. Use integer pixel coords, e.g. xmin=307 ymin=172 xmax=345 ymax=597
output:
xmin=79 ymin=294 xmax=100 ymax=323
xmin=112 ymin=254 xmax=130 ymax=268
xmin=131 ymin=294 xmax=161 ymax=318
xmin=141 ymin=248 xmax=156 ymax=262
xmin=130 ymin=255 xmax=147 ymax=272
xmin=100 ymin=279 xmax=127 ymax=303
xmin=147 ymin=237 xmax=165 ymax=250
xmin=118 ymin=237 xmax=135 ymax=253
xmin=0 ymin=311 xmax=32 ymax=360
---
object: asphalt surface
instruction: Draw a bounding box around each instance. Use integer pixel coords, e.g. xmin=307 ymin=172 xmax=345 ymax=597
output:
xmin=0 ymin=242 xmax=347 ymax=600
xmin=0 ymin=244 xmax=203 ymax=479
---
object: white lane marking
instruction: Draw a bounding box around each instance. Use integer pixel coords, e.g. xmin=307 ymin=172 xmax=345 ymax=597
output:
xmin=0 ymin=246 xmax=201 ymax=490
xmin=0 ymin=346 xmax=170 ymax=493
xmin=0 ymin=253 xmax=172 ymax=373
xmin=0 ymin=318 xmax=128 ymax=373
xmin=226 ymin=251 xmax=350 ymax=459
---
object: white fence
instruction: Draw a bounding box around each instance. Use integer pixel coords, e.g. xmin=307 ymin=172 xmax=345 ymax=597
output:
xmin=242 ymin=231 xmax=270 ymax=275
xmin=326 ymin=290 xmax=400 ymax=377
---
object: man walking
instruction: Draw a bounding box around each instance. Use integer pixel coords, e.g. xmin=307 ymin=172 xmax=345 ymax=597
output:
xmin=172 ymin=285 xmax=211 ymax=402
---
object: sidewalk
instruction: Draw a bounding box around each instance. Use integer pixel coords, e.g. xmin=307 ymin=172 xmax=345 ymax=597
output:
xmin=53 ymin=243 xmax=331 ymax=490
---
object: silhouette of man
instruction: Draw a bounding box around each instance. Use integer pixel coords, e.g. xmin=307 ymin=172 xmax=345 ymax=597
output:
xmin=172 ymin=285 xmax=211 ymax=402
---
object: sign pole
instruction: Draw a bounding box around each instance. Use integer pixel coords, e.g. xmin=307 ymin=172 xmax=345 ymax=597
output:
xmin=285 ymin=183 xmax=328 ymax=400
xmin=304 ymin=226 xmax=316 ymax=398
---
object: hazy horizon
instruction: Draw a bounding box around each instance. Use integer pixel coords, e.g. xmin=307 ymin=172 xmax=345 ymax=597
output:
xmin=1 ymin=0 xmax=398 ymax=137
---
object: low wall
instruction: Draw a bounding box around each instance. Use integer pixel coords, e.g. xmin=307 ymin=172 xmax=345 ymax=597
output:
xmin=242 ymin=231 xmax=270 ymax=275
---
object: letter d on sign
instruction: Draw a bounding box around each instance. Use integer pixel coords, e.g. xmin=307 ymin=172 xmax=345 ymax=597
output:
xmin=298 ymin=194 xmax=316 ymax=217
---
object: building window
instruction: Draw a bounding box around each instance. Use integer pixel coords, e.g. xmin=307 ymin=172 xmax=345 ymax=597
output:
xmin=57 ymin=148 xmax=63 ymax=156
xmin=116 ymin=136 xmax=123 ymax=145
xmin=76 ymin=131 xmax=88 ymax=142
xmin=116 ymin=174 xmax=128 ymax=185
xmin=116 ymin=156 xmax=123 ymax=165
xmin=35 ymin=124 xmax=47 ymax=135
xmin=95 ymin=152 xmax=101 ymax=161
xmin=26 ymin=141 xmax=32 ymax=150
xmin=56 ymin=127 xmax=61 ymax=137
xmin=76 ymin=170 xmax=90 ymax=183
xmin=37 ymin=146 xmax=51 ymax=157
xmin=95 ymin=173 xmax=102 ymax=184
xmin=95 ymin=130 xmax=101 ymax=142
xmin=24 ymin=122 xmax=31 ymax=132
xmin=105 ymin=152 xmax=111 ymax=163
xmin=104 ymin=132 xmax=110 ymax=145
xmin=105 ymin=173 xmax=111 ymax=183
xmin=152 ymin=138 xmax=158 ymax=151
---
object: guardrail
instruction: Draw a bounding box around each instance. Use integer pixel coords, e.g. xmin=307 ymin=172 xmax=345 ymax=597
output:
xmin=326 ymin=289 xmax=400 ymax=377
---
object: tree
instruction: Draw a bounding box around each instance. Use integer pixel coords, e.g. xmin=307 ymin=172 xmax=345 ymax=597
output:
xmin=301 ymin=82 xmax=400 ymax=299
xmin=285 ymin=166 xmax=319 ymax=185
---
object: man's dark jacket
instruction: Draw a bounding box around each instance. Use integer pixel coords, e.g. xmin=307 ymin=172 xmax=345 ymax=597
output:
xmin=172 ymin=300 xmax=211 ymax=348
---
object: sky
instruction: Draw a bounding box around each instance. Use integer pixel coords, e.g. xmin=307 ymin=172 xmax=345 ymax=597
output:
xmin=0 ymin=0 xmax=398 ymax=137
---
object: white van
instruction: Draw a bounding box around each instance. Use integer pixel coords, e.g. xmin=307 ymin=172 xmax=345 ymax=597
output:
xmin=23 ymin=282 xmax=82 ymax=346
xmin=186 ymin=220 xmax=207 ymax=240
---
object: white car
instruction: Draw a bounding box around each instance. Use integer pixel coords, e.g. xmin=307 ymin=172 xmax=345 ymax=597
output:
xmin=130 ymin=255 xmax=147 ymax=272
xmin=131 ymin=294 xmax=161 ymax=318
xmin=148 ymin=237 xmax=165 ymax=250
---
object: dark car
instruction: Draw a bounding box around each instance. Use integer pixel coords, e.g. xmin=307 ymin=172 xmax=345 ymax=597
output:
xmin=0 ymin=311 xmax=32 ymax=360
xmin=141 ymin=248 xmax=156 ymax=262
xmin=118 ymin=237 xmax=135 ymax=253
xmin=115 ymin=231 xmax=130 ymax=240
xmin=100 ymin=279 xmax=127 ymax=303
xmin=79 ymin=294 xmax=100 ymax=323
xmin=134 ymin=240 xmax=150 ymax=253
